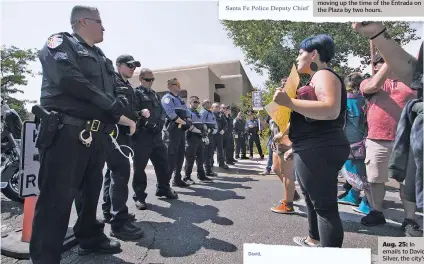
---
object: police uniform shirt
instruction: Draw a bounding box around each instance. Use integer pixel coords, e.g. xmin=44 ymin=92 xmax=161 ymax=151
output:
xmin=245 ymin=119 xmax=260 ymax=133
xmin=135 ymin=86 xmax=164 ymax=124
xmin=233 ymin=118 xmax=246 ymax=133
xmin=114 ymin=73 xmax=136 ymax=121
xmin=39 ymin=32 xmax=121 ymax=123
xmin=161 ymin=92 xmax=190 ymax=121
xmin=188 ymin=108 xmax=204 ymax=133
xmin=200 ymin=108 xmax=218 ymax=134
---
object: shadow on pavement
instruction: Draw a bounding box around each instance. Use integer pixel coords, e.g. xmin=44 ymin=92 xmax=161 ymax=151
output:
xmin=176 ymin=186 xmax=246 ymax=201
xmin=135 ymin=200 xmax=237 ymax=258
xmin=205 ymin=181 xmax=252 ymax=190
xmin=213 ymin=176 xmax=259 ymax=183
xmin=0 ymin=198 xmax=23 ymax=220
xmin=61 ymin=249 xmax=133 ymax=264
xmin=343 ymin=221 xmax=405 ymax=237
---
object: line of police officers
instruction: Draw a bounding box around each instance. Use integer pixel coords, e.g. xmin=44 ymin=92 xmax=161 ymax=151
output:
xmin=28 ymin=5 xmax=262 ymax=264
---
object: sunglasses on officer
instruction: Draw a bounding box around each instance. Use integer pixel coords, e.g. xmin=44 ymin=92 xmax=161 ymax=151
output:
xmin=142 ymin=78 xmax=155 ymax=82
xmin=126 ymin=63 xmax=136 ymax=69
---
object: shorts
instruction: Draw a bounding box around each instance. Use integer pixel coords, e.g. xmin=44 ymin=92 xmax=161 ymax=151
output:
xmin=272 ymin=143 xmax=290 ymax=156
xmin=365 ymin=139 xmax=394 ymax=183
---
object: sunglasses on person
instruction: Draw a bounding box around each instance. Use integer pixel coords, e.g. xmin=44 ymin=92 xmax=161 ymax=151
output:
xmin=126 ymin=63 xmax=136 ymax=69
xmin=142 ymin=78 xmax=155 ymax=82
xmin=192 ymin=101 xmax=200 ymax=104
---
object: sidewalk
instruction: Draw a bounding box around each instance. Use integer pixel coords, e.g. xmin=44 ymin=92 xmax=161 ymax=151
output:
xmin=1 ymin=155 xmax=421 ymax=264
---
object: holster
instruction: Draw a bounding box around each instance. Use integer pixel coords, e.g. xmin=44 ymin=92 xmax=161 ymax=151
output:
xmin=32 ymin=105 xmax=62 ymax=149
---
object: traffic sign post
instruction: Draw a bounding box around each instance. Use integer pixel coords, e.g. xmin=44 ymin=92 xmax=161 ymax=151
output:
xmin=1 ymin=121 xmax=76 ymax=260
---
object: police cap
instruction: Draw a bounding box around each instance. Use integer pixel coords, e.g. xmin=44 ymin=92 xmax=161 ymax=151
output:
xmin=116 ymin=54 xmax=141 ymax=67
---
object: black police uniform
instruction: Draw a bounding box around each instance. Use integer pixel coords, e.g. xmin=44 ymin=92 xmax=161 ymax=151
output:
xmin=184 ymin=107 xmax=211 ymax=182
xmin=223 ymin=114 xmax=236 ymax=163
xmin=212 ymin=111 xmax=228 ymax=168
xmin=30 ymin=32 xmax=123 ymax=263
xmin=100 ymin=72 xmax=143 ymax=240
xmin=161 ymin=92 xmax=191 ymax=186
xmin=200 ymin=108 xmax=218 ymax=176
xmin=233 ymin=117 xmax=247 ymax=158
xmin=132 ymin=86 xmax=177 ymax=206
xmin=246 ymin=118 xmax=264 ymax=158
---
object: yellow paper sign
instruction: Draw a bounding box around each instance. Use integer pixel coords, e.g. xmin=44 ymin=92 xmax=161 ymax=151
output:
xmin=265 ymin=64 xmax=300 ymax=131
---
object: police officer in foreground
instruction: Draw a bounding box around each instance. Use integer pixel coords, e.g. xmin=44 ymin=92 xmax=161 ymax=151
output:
xmin=200 ymin=100 xmax=219 ymax=176
xmin=246 ymin=111 xmax=264 ymax=159
xmin=101 ymin=54 xmax=144 ymax=240
xmin=233 ymin=112 xmax=248 ymax=159
xmin=184 ymin=96 xmax=213 ymax=184
xmin=211 ymin=103 xmax=229 ymax=169
xmin=30 ymin=6 xmax=136 ymax=264
xmin=162 ymin=78 xmax=192 ymax=187
xmin=132 ymin=69 xmax=178 ymax=210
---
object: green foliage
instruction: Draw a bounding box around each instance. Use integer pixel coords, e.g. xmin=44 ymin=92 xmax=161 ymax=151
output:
xmin=221 ymin=21 xmax=419 ymax=82
xmin=1 ymin=45 xmax=39 ymax=119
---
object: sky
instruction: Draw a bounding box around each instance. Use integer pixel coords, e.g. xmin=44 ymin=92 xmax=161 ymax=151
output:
xmin=1 ymin=0 xmax=422 ymax=110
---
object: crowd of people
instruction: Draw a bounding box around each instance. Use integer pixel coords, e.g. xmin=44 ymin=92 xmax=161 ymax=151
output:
xmin=22 ymin=4 xmax=422 ymax=263
xmin=261 ymin=23 xmax=423 ymax=248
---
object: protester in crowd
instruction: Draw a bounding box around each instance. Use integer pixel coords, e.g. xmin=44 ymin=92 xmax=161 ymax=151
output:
xmin=352 ymin=21 xmax=423 ymax=235
xmin=211 ymin=103 xmax=229 ymax=169
xmin=245 ymin=111 xmax=264 ymax=159
xmin=274 ymin=34 xmax=350 ymax=248
xmin=233 ymin=112 xmax=248 ymax=159
xmin=29 ymin=5 xmax=136 ymax=262
xmin=101 ymin=55 xmax=144 ymax=240
xmin=260 ymin=115 xmax=273 ymax=175
xmin=269 ymin=121 xmax=301 ymax=213
xmin=132 ymin=69 xmax=178 ymax=211
xmin=337 ymin=72 xmax=371 ymax=215
xmin=358 ymin=53 xmax=416 ymax=226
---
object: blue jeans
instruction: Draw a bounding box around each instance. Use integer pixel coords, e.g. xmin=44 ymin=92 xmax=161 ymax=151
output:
xmin=266 ymin=144 xmax=273 ymax=171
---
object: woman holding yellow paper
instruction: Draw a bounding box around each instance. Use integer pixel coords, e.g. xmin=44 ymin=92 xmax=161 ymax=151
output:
xmin=273 ymin=34 xmax=350 ymax=248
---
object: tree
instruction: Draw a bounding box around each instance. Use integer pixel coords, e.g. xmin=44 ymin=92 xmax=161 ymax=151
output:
xmin=221 ymin=21 xmax=419 ymax=84
xmin=1 ymin=45 xmax=39 ymax=119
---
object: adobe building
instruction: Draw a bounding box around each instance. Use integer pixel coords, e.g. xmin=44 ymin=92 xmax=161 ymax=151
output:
xmin=129 ymin=60 xmax=254 ymax=105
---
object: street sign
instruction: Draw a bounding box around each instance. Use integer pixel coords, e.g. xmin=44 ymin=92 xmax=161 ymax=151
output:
xmin=19 ymin=121 xmax=40 ymax=197
xmin=252 ymin=91 xmax=263 ymax=111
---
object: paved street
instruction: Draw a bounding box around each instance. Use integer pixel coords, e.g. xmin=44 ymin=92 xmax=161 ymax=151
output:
xmin=1 ymin=155 xmax=422 ymax=264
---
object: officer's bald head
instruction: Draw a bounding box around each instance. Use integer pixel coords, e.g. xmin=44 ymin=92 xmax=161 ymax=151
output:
xmin=211 ymin=103 xmax=220 ymax=112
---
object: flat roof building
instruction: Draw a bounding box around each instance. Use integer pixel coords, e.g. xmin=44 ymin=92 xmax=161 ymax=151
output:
xmin=129 ymin=60 xmax=254 ymax=105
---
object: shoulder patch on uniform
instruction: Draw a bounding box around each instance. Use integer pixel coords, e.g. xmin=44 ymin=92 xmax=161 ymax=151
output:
xmin=163 ymin=97 xmax=171 ymax=104
xmin=47 ymin=34 xmax=63 ymax=49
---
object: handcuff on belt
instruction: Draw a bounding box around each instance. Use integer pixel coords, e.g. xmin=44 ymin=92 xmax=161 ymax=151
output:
xmin=78 ymin=120 xmax=134 ymax=160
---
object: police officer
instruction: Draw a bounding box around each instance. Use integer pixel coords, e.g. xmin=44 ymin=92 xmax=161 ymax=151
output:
xmin=30 ymin=6 xmax=136 ymax=263
xmin=221 ymin=105 xmax=237 ymax=165
xmin=211 ymin=103 xmax=229 ymax=169
xmin=100 ymin=54 xmax=144 ymax=240
xmin=245 ymin=111 xmax=264 ymax=159
xmin=184 ymin=96 xmax=213 ymax=184
xmin=132 ymin=69 xmax=178 ymax=209
xmin=200 ymin=100 xmax=218 ymax=176
xmin=234 ymin=112 xmax=248 ymax=159
xmin=162 ymin=78 xmax=191 ymax=187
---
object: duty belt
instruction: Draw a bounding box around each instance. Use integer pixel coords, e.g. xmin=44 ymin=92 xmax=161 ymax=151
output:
xmin=61 ymin=115 xmax=115 ymax=134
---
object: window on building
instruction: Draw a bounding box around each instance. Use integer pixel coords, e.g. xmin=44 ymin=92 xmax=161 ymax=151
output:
xmin=214 ymin=92 xmax=220 ymax=102
xmin=215 ymin=84 xmax=226 ymax=89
